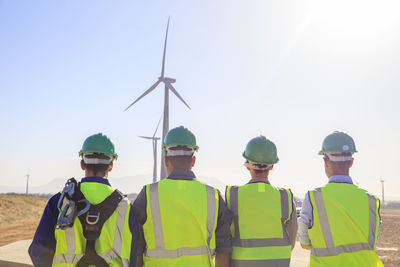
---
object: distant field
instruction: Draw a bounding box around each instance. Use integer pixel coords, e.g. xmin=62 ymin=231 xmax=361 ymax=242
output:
xmin=0 ymin=194 xmax=47 ymax=246
xmin=0 ymin=194 xmax=398 ymax=266
xmin=377 ymin=209 xmax=400 ymax=267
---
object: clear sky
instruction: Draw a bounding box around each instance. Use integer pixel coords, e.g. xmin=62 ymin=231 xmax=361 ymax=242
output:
xmin=1 ymin=0 xmax=399 ymax=200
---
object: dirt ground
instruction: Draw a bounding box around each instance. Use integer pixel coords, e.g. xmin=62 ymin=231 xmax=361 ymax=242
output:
xmin=0 ymin=194 xmax=399 ymax=266
xmin=376 ymin=209 xmax=400 ymax=267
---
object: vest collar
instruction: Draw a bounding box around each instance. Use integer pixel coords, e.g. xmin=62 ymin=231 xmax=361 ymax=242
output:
xmin=328 ymin=175 xmax=353 ymax=184
xmin=167 ymin=169 xmax=196 ymax=180
xmin=247 ymin=177 xmax=270 ymax=184
xmin=81 ymin=176 xmax=111 ymax=186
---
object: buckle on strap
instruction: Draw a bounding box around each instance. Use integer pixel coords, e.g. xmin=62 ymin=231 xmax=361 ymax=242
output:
xmin=57 ymin=201 xmax=77 ymax=229
xmin=86 ymin=211 xmax=100 ymax=225
xmin=57 ymin=181 xmax=76 ymax=213
xmin=56 ymin=178 xmax=91 ymax=229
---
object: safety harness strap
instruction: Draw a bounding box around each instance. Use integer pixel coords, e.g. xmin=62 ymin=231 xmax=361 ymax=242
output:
xmin=76 ymin=189 xmax=124 ymax=267
xmin=53 ymin=198 xmax=129 ymax=266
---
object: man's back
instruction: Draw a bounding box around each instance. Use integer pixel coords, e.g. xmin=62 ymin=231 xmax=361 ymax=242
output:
xmin=308 ymin=182 xmax=383 ymax=266
xmin=142 ymin=178 xmax=218 ymax=266
xmin=226 ymin=183 xmax=294 ymax=267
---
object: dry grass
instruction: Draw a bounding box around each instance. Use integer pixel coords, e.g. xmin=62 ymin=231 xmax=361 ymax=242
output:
xmin=0 ymin=194 xmax=47 ymax=246
xmin=0 ymin=194 xmax=47 ymax=225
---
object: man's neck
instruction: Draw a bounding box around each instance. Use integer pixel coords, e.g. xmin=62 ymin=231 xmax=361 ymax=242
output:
xmin=327 ymin=171 xmax=349 ymax=178
xmin=249 ymin=176 xmax=269 ymax=183
xmin=85 ymin=171 xmax=108 ymax=178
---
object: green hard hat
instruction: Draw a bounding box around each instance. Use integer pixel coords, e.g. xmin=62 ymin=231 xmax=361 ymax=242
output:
xmin=243 ymin=136 xmax=279 ymax=165
xmin=319 ymin=131 xmax=357 ymax=155
xmin=79 ymin=133 xmax=118 ymax=160
xmin=163 ymin=126 xmax=199 ymax=151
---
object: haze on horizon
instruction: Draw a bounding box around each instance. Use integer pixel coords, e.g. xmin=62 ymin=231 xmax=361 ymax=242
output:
xmin=1 ymin=0 xmax=399 ymax=201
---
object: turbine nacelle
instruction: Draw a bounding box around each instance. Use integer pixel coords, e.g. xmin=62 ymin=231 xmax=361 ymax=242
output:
xmin=162 ymin=77 xmax=176 ymax=83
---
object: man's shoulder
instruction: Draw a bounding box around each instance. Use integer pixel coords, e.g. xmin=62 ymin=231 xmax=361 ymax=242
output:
xmin=48 ymin=192 xmax=62 ymax=206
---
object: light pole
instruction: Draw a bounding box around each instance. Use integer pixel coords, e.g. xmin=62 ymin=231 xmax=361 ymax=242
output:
xmin=380 ymin=179 xmax=385 ymax=207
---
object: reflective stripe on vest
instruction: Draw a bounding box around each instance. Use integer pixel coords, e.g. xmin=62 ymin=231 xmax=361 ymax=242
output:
xmin=144 ymin=182 xmax=217 ymax=258
xmin=311 ymin=188 xmax=377 ymax=257
xmin=229 ymin=186 xmax=290 ymax=248
xmin=53 ymin=198 xmax=129 ymax=266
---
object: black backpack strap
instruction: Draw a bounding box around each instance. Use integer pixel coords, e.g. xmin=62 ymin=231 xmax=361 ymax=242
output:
xmin=76 ymin=189 xmax=125 ymax=267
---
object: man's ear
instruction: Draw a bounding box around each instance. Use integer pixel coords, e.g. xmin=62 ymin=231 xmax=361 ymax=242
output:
xmin=80 ymin=160 xmax=86 ymax=170
xmin=108 ymin=161 xmax=114 ymax=172
xmin=323 ymin=156 xmax=330 ymax=166
xmin=349 ymin=158 xmax=354 ymax=168
xmin=164 ymin=156 xmax=170 ymax=168
xmin=191 ymin=156 xmax=196 ymax=167
xmin=269 ymin=165 xmax=274 ymax=171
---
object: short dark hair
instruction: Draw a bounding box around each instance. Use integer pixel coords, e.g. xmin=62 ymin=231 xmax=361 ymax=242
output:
xmin=325 ymin=153 xmax=352 ymax=172
xmin=252 ymin=169 xmax=270 ymax=176
xmin=82 ymin=153 xmax=111 ymax=177
xmin=166 ymin=146 xmax=193 ymax=169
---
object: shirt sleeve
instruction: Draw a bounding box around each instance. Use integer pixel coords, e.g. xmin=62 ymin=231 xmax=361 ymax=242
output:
xmin=128 ymin=205 xmax=138 ymax=267
xmin=29 ymin=193 xmax=60 ymax=267
xmin=285 ymin=191 xmax=298 ymax=249
xmin=215 ymin=190 xmax=233 ymax=254
xmin=132 ymin=186 xmax=147 ymax=256
xmin=297 ymin=192 xmax=312 ymax=245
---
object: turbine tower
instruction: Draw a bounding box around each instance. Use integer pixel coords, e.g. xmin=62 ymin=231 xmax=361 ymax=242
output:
xmin=25 ymin=171 xmax=30 ymax=195
xmin=124 ymin=18 xmax=191 ymax=179
xmin=139 ymin=117 xmax=162 ymax=183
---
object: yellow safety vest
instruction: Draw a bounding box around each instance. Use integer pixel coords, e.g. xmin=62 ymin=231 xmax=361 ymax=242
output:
xmin=53 ymin=182 xmax=132 ymax=267
xmin=226 ymin=183 xmax=293 ymax=267
xmin=308 ymin=183 xmax=384 ymax=267
xmin=143 ymin=179 xmax=219 ymax=267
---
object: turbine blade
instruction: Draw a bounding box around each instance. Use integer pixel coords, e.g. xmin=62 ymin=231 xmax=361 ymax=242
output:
xmin=153 ymin=115 xmax=163 ymax=138
xmin=138 ymin=136 xmax=153 ymax=140
xmin=163 ymin=80 xmax=191 ymax=109
xmin=160 ymin=17 xmax=170 ymax=78
xmin=124 ymin=80 xmax=161 ymax=111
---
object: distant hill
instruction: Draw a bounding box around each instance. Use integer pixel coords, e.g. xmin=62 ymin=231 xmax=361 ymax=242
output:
xmin=0 ymin=174 xmax=228 ymax=196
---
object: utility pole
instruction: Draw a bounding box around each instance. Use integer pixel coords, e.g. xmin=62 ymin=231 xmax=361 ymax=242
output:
xmin=380 ymin=179 xmax=385 ymax=208
xmin=25 ymin=172 xmax=30 ymax=195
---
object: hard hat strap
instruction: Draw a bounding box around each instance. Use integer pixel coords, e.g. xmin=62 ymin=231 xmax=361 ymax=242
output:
xmin=244 ymin=161 xmax=270 ymax=171
xmin=83 ymin=153 xmax=112 ymax=164
xmin=165 ymin=147 xmax=194 ymax=156
xmin=325 ymin=153 xmax=353 ymax=162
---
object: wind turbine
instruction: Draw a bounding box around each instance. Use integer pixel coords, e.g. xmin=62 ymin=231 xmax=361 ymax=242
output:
xmin=25 ymin=170 xmax=30 ymax=195
xmin=124 ymin=18 xmax=191 ymax=179
xmin=139 ymin=117 xmax=162 ymax=183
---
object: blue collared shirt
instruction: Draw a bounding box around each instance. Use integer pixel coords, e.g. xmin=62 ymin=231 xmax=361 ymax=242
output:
xmin=297 ymin=175 xmax=353 ymax=245
xmin=28 ymin=177 xmax=137 ymax=266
